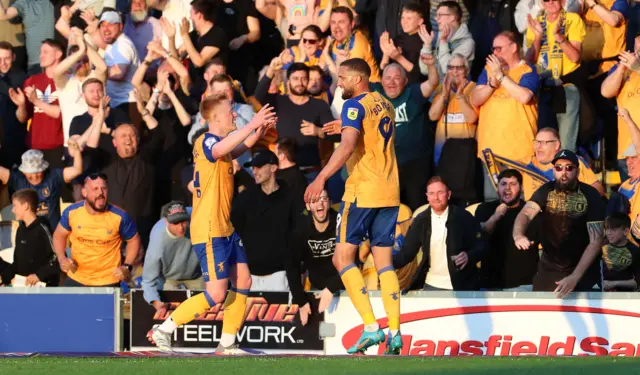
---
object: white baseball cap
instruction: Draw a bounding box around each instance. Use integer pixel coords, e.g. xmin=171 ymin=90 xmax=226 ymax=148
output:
xmin=623 ymin=144 xmax=637 ymax=158
xmin=99 ymin=10 xmax=122 ymax=25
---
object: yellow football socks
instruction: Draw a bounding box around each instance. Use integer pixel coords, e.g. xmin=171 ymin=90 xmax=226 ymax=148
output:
xmin=378 ymin=266 xmax=400 ymax=332
xmin=340 ymin=264 xmax=377 ymax=326
xmin=222 ymin=288 xmax=249 ymax=335
xmin=170 ymin=291 xmax=213 ymax=327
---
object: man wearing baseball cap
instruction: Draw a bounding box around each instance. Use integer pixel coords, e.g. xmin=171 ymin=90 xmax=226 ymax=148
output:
xmin=99 ymin=10 xmax=141 ymax=131
xmin=142 ymin=201 xmax=203 ymax=312
xmin=232 ymin=149 xmax=305 ymax=291
xmin=0 ymin=145 xmax=83 ymax=229
xmin=513 ymin=149 xmax=605 ymax=297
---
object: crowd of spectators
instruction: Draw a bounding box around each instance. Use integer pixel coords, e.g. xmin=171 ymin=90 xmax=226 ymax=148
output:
xmin=0 ymin=0 xmax=640 ymax=317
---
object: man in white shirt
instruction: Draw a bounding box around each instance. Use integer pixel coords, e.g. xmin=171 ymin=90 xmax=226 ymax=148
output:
xmin=147 ymin=0 xmax=193 ymax=50
xmin=55 ymin=27 xmax=107 ymax=146
xmin=393 ymin=176 xmax=486 ymax=291
xmin=100 ymin=11 xmax=141 ymax=131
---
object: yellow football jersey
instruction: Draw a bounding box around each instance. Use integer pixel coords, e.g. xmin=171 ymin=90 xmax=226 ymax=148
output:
xmin=612 ymin=64 xmax=640 ymax=159
xmin=476 ymin=62 xmax=540 ymax=164
xmin=581 ymin=0 xmax=628 ymax=74
xmin=341 ymin=91 xmax=400 ymax=208
xmin=191 ymin=133 xmax=235 ymax=243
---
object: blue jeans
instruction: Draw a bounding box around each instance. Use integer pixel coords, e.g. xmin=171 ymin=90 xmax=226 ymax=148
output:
xmin=538 ymin=84 xmax=580 ymax=151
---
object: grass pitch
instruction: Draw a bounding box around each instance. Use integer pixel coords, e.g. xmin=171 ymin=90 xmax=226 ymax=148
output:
xmin=2 ymin=356 xmax=640 ymax=375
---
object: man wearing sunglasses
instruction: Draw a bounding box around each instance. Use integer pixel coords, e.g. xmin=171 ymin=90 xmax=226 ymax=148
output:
xmin=519 ymin=127 xmax=604 ymax=199
xmin=513 ymin=149 xmax=605 ymax=297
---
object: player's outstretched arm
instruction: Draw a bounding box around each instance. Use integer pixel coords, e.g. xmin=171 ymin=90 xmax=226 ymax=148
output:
xmin=211 ymin=104 xmax=276 ymax=160
xmin=305 ymin=127 xmax=357 ymax=203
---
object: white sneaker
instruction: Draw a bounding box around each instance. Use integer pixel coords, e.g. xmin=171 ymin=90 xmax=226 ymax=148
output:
xmin=215 ymin=343 xmax=256 ymax=356
xmin=147 ymin=328 xmax=173 ymax=352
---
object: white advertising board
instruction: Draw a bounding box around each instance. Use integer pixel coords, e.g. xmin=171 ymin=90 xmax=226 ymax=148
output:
xmin=324 ymin=292 xmax=640 ymax=356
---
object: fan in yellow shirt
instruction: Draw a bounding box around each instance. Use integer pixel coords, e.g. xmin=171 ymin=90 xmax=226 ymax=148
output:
xmin=580 ymin=0 xmax=629 ymax=75
xmin=329 ymin=6 xmax=380 ymax=82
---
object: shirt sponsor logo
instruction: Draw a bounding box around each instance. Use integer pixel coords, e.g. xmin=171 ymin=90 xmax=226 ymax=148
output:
xmin=347 ymin=108 xmax=359 ymax=120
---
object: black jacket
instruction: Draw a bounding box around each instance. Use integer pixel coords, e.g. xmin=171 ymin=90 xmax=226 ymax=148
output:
xmin=393 ymin=205 xmax=486 ymax=292
xmin=0 ymin=217 xmax=59 ymax=286
xmin=231 ymin=180 xmax=305 ymax=276
xmin=88 ymin=126 xmax=165 ymax=245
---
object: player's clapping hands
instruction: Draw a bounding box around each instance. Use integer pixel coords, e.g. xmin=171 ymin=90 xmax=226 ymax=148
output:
xmin=249 ymin=104 xmax=277 ymax=130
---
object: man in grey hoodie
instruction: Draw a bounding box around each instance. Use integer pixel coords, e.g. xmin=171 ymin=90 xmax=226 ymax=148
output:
xmin=419 ymin=1 xmax=475 ymax=79
xmin=142 ymin=201 xmax=204 ymax=313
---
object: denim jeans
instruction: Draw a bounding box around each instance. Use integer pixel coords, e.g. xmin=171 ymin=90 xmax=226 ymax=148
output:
xmin=538 ymin=84 xmax=580 ymax=151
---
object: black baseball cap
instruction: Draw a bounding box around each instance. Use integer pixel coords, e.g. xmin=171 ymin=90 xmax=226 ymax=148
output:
xmin=552 ymin=149 xmax=579 ymax=166
xmin=162 ymin=201 xmax=189 ymax=224
xmin=243 ymin=150 xmax=278 ymax=168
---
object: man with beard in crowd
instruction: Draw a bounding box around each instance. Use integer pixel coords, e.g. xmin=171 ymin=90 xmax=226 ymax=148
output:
xmin=124 ymin=0 xmax=162 ymax=71
xmin=307 ymin=66 xmax=331 ymax=103
xmin=514 ymin=150 xmax=605 ymax=297
xmin=255 ymin=59 xmax=335 ymax=174
xmin=476 ymin=169 xmax=540 ymax=291
xmin=286 ymin=187 xmax=342 ymax=326
xmin=53 ymin=173 xmax=141 ymax=287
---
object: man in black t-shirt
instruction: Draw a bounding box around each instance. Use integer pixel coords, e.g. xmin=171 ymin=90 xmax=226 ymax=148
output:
xmin=379 ymin=3 xmax=428 ymax=84
xmin=513 ymin=150 xmax=605 ymax=297
xmin=179 ymin=0 xmax=228 ymax=98
xmin=603 ymin=213 xmax=640 ymax=292
xmin=285 ymin=188 xmax=343 ymax=326
xmin=255 ymin=59 xmax=336 ymax=171
xmin=215 ymin=0 xmax=261 ymax=94
xmin=476 ymin=169 xmax=539 ymax=291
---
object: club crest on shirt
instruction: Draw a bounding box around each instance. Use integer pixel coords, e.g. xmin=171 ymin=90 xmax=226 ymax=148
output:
xmin=347 ymin=107 xmax=358 ymax=120
xmin=41 ymin=187 xmax=50 ymax=197
xmin=107 ymin=229 xmax=113 ymax=235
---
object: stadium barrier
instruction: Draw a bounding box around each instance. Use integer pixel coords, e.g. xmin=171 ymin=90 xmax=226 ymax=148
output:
xmin=130 ymin=290 xmax=324 ymax=354
xmin=5 ymin=288 xmax=640 ymax=356
xmin=324 ymin=291 xmax=640 ymax=356
xmin=0 ymin=287 xmax=122 ymax=352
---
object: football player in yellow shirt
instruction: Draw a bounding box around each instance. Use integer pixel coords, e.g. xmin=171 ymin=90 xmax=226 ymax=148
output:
xmin=306 ymin=58 xmax=402 ymax=355
xmin=147 ymin=95 xmax=276 ymax=354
